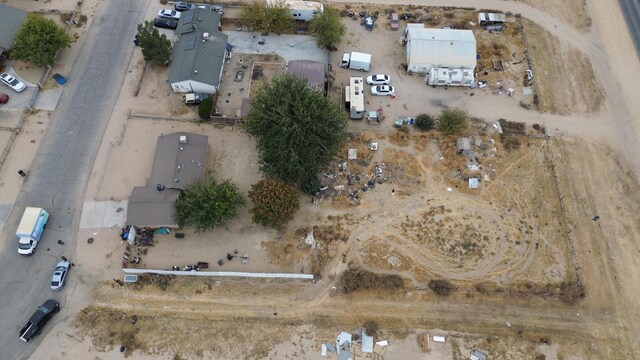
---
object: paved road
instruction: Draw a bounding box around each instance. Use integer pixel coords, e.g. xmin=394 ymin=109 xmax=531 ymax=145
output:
xmin=619 ymin=0 xmax=640 ymax=57
xmin=0 ymin=0 xmax=147 ymax=358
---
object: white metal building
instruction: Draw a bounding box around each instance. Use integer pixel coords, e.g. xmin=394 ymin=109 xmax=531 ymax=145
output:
xmin=405 ymin=27 xmax=477 ymax=74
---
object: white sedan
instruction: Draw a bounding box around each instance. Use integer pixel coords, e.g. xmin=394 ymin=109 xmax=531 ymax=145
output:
xmin=0 ymin=72 xmax=26 ymax=93
xmin=371 ymin=85 xmax=395 ymax=96
xmin=366 ymin=74 xmax=390 ymax=85
xmin=158 ymin=9 xmax=181 ymax=20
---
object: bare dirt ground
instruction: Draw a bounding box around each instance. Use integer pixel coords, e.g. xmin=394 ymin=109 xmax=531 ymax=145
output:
xmin=24 ymin=0 xmax=640 ymax=359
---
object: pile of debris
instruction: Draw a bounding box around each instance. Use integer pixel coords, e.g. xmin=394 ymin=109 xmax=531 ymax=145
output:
xmin=321 ymin=329 xmax=388 ymax=359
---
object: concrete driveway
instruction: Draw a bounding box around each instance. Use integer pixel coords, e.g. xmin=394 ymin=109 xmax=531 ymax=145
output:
xmin=0 ymin=88 xmax=37 ymax=111
xmin=227 ymin=31 xmax=329 ymax=63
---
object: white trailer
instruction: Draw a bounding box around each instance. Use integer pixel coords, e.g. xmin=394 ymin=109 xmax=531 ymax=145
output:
xmin=268 ymin=0 xmax=323 ymax=22
xmin=16 ymin=207 xmax=49 ymax=255
xmin=340 ymin=52 xmax=372 ymax=72
xmin=426 ymin=68 xmax=474 ymax=87
xmin=345 ymin=77 xmax=365 ymax=119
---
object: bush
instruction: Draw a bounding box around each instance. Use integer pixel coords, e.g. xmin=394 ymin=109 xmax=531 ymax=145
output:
xmin=415 ymin=113 xmax=435 ymax=131
xmin=437 ymin=107 xmax=468 ymax=135
xmin=301 ymin=176 xmax=321 ymax=195
xmin=248 ymin=179 xmax=300 ymax=228
xmin=198 ymin=98 xmax=213 ymax=120
xmin=363 ymin=321 xmax=379 ymax=336
xmin=428 ymin=279 xmax=455 ymax=295
xmin=339 ymin=270 xmax=403 ymax=293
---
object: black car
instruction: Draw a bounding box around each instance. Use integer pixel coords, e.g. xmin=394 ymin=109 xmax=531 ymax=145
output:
xmin=19 ymin=300 xmax=60 ymax=342
xmin=153 ymin=17 xmax=178 ymax=30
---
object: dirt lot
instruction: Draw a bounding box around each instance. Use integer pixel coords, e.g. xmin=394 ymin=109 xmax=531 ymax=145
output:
xmin=24 ymin=0 xmax=640 ymax=359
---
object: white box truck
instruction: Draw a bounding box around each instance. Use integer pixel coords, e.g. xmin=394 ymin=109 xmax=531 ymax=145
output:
xmin=340 ymin=52 xmax=372 ymax=72
xmin=17 ymin=207 xmax=49 ymax=256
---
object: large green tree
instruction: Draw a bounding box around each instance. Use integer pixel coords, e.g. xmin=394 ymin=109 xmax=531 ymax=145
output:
xmin=438 ymin=107 xmax=469 ymax=135
xmin=309 ymin=6 xmax=346 ymax=50
xmin=245 ymin=73 xmax=347 ymax=183
xmin=11 ymin=14 xmax=73 ymax=67
xmin=239 ymin=0 xmax=293 ymax=34
xmin=175 ymin=178 xmax=245 ymax=233
xmin=248 ymin=179 xmax=300 ymax=228
xmin=136 ymin=21 xmax=172 ymax=66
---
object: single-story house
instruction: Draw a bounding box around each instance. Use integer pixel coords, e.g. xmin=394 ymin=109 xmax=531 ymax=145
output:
xmin=168 ymin=8 xmax=229 ymax=94
xmin=287 ymin=60 xmax=327 ymax=93
xmin=127 ymin=132 xmax=208 ymax=228
xmin=0 ymin=4 xmax=28 ymax=55
xmin=404 ymin=26 xmax=476 ymax=73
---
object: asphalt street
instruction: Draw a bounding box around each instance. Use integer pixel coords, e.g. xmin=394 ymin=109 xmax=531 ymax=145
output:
xmin=619 ymin=0 xmax=640 ymax=57
xmin=0 ymin=0 xmax=148 ymax=358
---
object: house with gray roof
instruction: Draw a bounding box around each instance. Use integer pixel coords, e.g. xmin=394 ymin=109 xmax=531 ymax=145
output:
xmin=127 ymin=132 xmax=208 ymax=228
xmin=0 ymin=4 xmax=28 ymax=54
xmin=168 ymin=8 xmax=228 ymax=94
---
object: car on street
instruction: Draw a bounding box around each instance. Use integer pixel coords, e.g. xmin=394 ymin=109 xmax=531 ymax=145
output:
xmin=366 ymin=74 xmax=391 ymax=85
xmin=0 ymin=72 xmax=26 ymax=93
xmin=174 ymin=2 xmax=196 ymax=11
xmin=19 ymin=299 xmax=60 ymax=342
xmin=371 ymin=85 xmax=395 ymax=96
xmin=158 ymin=9 xmax=181 ymax=20
xmin=50 ymin=259 xmax=70 ymax=291
xmin=0 ymin=93 xmax=9 ymax=104
xmin=154 ymin=17 xmax=178 ymax=30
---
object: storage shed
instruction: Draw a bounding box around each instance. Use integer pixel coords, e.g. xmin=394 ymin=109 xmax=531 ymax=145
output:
xmin=405 ymin=27 xmax=477 ymax=74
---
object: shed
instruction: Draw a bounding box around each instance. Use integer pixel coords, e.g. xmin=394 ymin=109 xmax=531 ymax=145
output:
xmin=0 ymin=4 xmax=27 ymax=54
xmin=405 ymin=27 xmax=476 ymax=73
xmin=457 ymin=137 xmax=472 ymax=155
xmin=478 ymin=12 xmax=506 ymax=25
xmin=287 ymin=60 xmax=327 ymax=92
xmin=169 ymin=9 xmax=228 ymax=94
xmin=126 ymin=133 xmax=208 ymax=228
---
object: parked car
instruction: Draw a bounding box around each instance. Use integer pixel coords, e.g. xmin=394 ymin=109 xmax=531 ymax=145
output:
xmin=154 ymin=17 xmax=178 ymax=30
xmin=390 ymin=13 xmax=399 ymax=30
xmin=50 ymin=259 xmax=70 ymax=291
xmin=0 ymin=93 xmax=9 ymax=104
xmin=158 ymin=9 xmax=181 ymax=20
xmin=366 ymin=74 xmax=391 ymax=85
xmin=52 ymin=73 xmax=67 ymax=85
xmin=175 ymin=2 xmax=196 ymax=11
xmin=19 ymin=299 xmax=60 ymax=342
xmin=371 ymin=85 xmax=395 ymax=96
xmin=0 ymin=72 xmax=26 ymax=93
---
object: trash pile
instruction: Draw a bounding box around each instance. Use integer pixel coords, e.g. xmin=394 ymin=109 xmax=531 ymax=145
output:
xmin=321 ymin=329 xmax=389 ymax=359
xmin=453 ymin=134 xmax=501 ymax=189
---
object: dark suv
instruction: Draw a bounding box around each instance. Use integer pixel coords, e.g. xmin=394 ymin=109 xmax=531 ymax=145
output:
xmin=19 ymin=300 xmax=60 ymax=342
xmin=154 ymin=17 xmax=178 ymax=30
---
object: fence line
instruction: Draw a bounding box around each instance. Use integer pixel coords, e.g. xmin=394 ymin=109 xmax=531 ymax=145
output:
xmin=122 ymin=268 xmax=314 ymax=280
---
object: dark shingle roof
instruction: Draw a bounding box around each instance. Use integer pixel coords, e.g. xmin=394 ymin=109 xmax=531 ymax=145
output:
xmin=168 ymin=8 xmax=228 ymax=88
xmin=0 ymin=4 xmax=27 ymax=51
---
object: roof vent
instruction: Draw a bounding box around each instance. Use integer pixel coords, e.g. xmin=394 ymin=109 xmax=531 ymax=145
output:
xmin=179 ymin=135 xmax=188 ymax=144
xmin=194 ymin=70 xmax=198 ymax=74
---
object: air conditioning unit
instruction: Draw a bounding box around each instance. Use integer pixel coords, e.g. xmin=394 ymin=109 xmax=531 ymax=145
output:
xmin=179 ymin=135 xmax=188 ymax=144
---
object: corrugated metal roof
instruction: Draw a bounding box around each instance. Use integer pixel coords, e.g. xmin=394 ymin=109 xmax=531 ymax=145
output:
xmin=407 ymin=28 xmax=476 ymax=69
xmin=287 ymin=60 xmax=326 ymax=89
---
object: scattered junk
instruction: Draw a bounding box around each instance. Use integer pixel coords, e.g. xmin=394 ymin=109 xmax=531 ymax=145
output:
xmin=456 ymin=137 xmax=472 ymax=155
xmin=235 ymin=70 xmax=244 ymax=82
xmin=417 ymin=333 xmax=431 ymax=352
xmin=364 ymin=15 xmax=375 ymax=30
xmin=468 ymin=178 xmax=480 ymax=189
xmin=252 ymin=66 xmax=263 ymax=80
xmin=526 ymin=68 xmax=534 ymax=84
xmin=368 ymin=142 xmax=378 ymax=151
xmin=470 ymin=349 xmax=489 ymax=360
xmin=326 ymin=329 xmax=388 ymax=359
xmin=492 ymin=59 xmax=504 ymax=71
xmin=478 ymin=12 xmax=506 ymax=27
xmin=123 ymin=274 xmax=138 ymax=283
xmin=493 ymin=121 xmax=504 ymax=134
xmin=348 ymin=149 xmax=358 ymax=160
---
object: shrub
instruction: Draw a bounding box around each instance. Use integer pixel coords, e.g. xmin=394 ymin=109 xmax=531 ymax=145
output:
xmin=415 ymin=113 xmax=435 ymax=131
xmin=363 ymin=321 xmax=379 ymax=336
xmin=428 ymin=279 xmax=455 ymax=295
xmin=437 ymin=107 xmax=468 ymax=135
xmin=248 ymin=179 xmax=300 ymax=228
xmin=339 ymin=270 xmax=403 ymax=293
xmin=198 ymin=98 xmax=213 ymax=120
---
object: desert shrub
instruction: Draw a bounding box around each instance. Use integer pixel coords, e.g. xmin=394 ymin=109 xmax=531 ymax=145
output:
xmin=438 ymin=107 xmax=468 ymax=135
xmin=248 ymin=179 xmax=300 ymax=229
xmin=415 ymin=113 xmax=435 ymax=131
xmin=558 ymin=282 xmax=585 ymax=304
xmin=363 ymin=321 xmax=379 ymax=336
xmin=339 ymin=270 xmax=403 ymax=293
xmin=428 ymin=279 xmax=455 ymax=295
xmin=500 ymin=135 xmax=521 ymax=151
